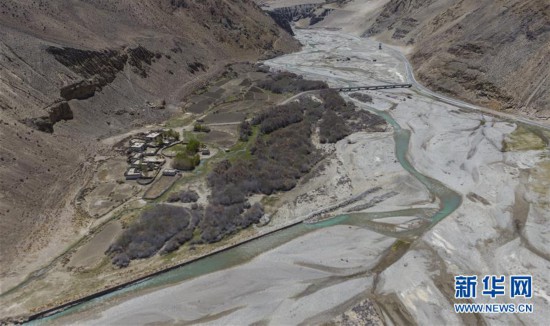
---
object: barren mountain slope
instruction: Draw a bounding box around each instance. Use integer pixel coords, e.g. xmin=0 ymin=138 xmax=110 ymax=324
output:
xmin=364 ymin=0 xmax=550 ymax=120
xmin=0 ymin=0 xmax=298 ymax=291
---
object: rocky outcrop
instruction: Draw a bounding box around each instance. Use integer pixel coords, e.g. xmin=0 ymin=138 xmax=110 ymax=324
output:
xmin=59 ymin=79 xmax=99 ymax=100
xmin=51 ymin=45 xmax=159 ymax=100
xmin=22 ymin=101 xmax=74 ymax=133
xmin=47 ymin=100 xmax=73 ymax=122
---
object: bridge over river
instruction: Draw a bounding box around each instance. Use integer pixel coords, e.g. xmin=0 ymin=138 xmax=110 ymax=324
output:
xmin=333 ymin=83 xmax=412 ymax=92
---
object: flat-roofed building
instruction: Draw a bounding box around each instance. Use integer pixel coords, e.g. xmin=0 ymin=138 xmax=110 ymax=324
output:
xmin=162 ymin=169 xmax=177 ymax=176
xmin=144 ymin=147 xmax=158 ymax=156
xmin=143 ymin=156 xmax=165 ymax=165
xmin=130 ymin=142 xmax=146 ymax=152
xmin=125 ymin=168 xmax=142 ymax=180
xmin=130 ymin=159 xmax=144 ymax=168
xmin=145 ymin=132 xmax=161 ymax=141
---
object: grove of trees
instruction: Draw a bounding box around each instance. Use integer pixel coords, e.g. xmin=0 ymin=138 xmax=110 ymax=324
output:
xmin=257 ymin=71 xmax=328 ymax=94
xmin=107 ymin=81 xmax=387 ymax=268
xmin=171 ymin=138 xmax=201 ymax=171
xmin=106 ymin=205 xmax=199 ymax=267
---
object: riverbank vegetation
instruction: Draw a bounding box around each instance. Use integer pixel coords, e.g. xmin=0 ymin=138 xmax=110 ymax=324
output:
xmin=106 ymin=83 xmax=386 ymax=267
xmin=106 ymin=205 xmax=200 ymax=267
xmin=319 ymin=89 xmax=386 ymax=143
xmin=257 ymin=71 xmax=328 ymax=93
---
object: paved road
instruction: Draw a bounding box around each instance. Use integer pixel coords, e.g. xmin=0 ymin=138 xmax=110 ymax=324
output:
xmin=204 ymin=122 xmax=242 ymax=126
xmin=385 ymin=46 xmax=550 ymax=131
xmin=335 ymin=83 xmax=412 ymax=92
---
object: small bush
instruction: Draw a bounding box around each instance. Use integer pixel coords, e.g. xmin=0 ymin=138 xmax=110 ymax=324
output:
xmin=193 ymin=124 xmax=211 ymax=133
xmin=112 ymin=252 xmax=130 ymax=268
xmin=349 ymin=92 xmax=373 ymax=103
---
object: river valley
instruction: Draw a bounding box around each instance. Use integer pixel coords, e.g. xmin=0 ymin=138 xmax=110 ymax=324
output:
xmin=30 ymin=29 xmax=550 ymax=325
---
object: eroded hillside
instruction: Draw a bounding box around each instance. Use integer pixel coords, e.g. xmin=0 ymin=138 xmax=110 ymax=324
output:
xmin=364 ymin=0 xmax=550 ymax=119
xmin=0 ymin=0 xmax=298 ymax=291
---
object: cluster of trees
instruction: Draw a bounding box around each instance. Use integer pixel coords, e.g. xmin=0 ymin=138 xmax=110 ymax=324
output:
xmin=199 ymin=203 xmax=244 ymax=243
xmin=161 ymin=228 xmax=195 ymax=254
xmin=211 ymin=124 xmax=318 ymax=196
xmin=320 ymin=89 xmax=347 ymax=111
xmin=347 ymin=109 xmax=386 ymax=132
xmin=318 ymin=89 xmax=352 ymax=143
xmin=195 ymin=99 xmax=326 ymax=244
xmin=239 ymin=120 xmax=253 ymax=141
xmin=161 ymin=128 xmax=180 ymax=140
xmin=106 ymin=205 xmax=199 ymax=267
xmin=257 ymin=72 xmax=328 ymax=94
xmin=108 ymin=81 xmax=388 ymax=267
xmin=193 ymin=100 xmax=320 ymax=243
xmin=318 ymin=89 xmax=385 ymax=143
xmin=187 ymin=138 xmax=201 ymax=153
xmin=107 ymin=198 xmax=267 ymax=266
xmin=252 ymin=101 xmax=305 ymax=134
xmin=172 ymin=139 xmax=201 ymax=171
xmin=172 ymin=152 xmax=200 ymax=170
xmin=319 ymin=110 xmax=350 ymax=143
xmin=197 ymin=201 xmax=265 ymax=244
xmin=167 ymin=189 xmax=200 ymax=203
xmin=242 ymin=203 xmax=264 ymax=225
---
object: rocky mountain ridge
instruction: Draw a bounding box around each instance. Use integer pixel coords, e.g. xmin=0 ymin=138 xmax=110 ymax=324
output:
xmin=364 ymin=0 xmax=550 ymax=120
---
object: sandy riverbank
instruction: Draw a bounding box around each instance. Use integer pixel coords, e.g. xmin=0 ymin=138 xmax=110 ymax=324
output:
xmin=50 ymin=224 xmax=395 ymax=325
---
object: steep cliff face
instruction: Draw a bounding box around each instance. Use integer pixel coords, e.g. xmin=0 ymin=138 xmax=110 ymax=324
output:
xmin=0 ymin=0 xmax=298 ymax=290
xmin=22 ymin=101 xmax=74 ymax=133
xmin=364 ymin=0 xmax=550 ymax=120
xmin=267 ymin=4 xmax=333 ymax=35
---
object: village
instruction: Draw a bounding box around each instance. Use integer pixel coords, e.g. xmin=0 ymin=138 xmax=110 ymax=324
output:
xmin=124 ymin=129 xmax=178 ymax=181
xmin=124 ymin=125 xmax=216 ymax=185
xmin=124 ymin=129 xmax=210 ymax=184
